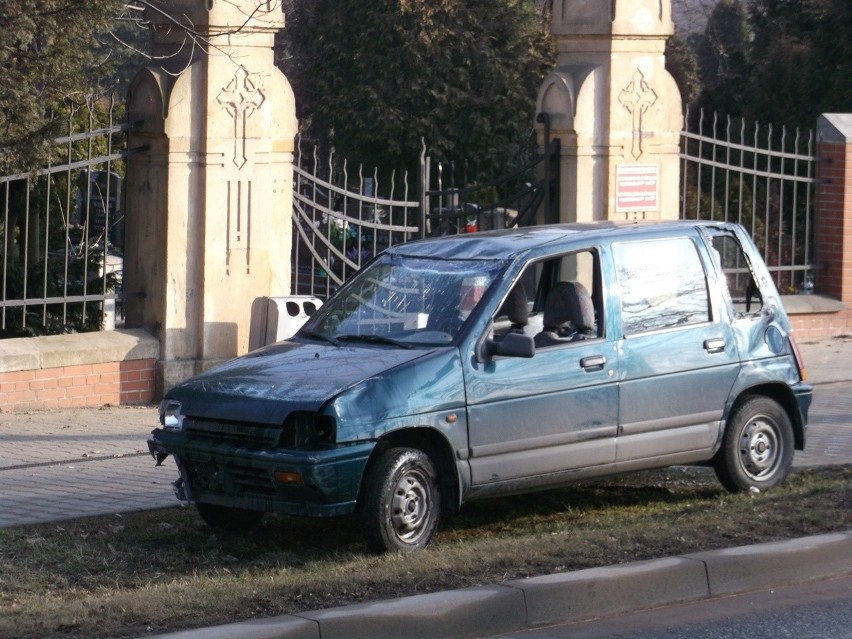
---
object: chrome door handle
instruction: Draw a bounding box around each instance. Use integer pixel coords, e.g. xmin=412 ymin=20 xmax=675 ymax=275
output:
xmin=704 ymin=338 xmax=726 ymax=354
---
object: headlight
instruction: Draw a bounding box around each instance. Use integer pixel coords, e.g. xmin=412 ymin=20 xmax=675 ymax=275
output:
xmin=159 ymin=399 xmax=185 ymax=431
xmin=280 ymin=412 xmax=335 ymax=449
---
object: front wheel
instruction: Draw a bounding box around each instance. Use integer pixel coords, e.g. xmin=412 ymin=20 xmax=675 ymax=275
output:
xmin=714 ymin=396 xmax=794 ymax=492
xmin=359 ymin=447 xmax=441 ymax=554
xmin=196 ymin=503 xmax=265 ymax=531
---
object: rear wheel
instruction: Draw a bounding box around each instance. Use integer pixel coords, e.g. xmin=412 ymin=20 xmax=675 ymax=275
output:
xmin=359 ymin=447 xmax=441 ymax=553
xmin=714 ymin=396 xmax=794 ymax=492
xmin=196 ymin=503 xmax=265 ymax=530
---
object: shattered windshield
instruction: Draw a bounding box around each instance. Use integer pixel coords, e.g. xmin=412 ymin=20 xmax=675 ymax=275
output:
xmin=300 ymin=254 xmax=505 ymax=346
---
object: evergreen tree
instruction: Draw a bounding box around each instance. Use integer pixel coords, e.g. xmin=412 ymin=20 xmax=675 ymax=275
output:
xmin=279 ymin=0 xmax=555 ymax=172
xmin=0 ymin=0 xmax=129 ymax=175
xmin=666 ymin=34 xmax=702 ymax=106
xmin=694 ymin=0 xmax=751 ymax=115
xmin=685 ymin=0 xmax=851 ymax=126
xmin=745 ymin=0 xmax=852 ymax=128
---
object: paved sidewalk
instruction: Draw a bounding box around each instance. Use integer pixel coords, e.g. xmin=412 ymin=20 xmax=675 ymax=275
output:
xmin=1 ymin=335 xmax=850 ymax=529
xmin=0 ymin=405 xmax=169 ymax=527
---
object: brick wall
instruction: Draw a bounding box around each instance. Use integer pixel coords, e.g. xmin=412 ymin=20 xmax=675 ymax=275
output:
xmin=0 ymin=359 xmax=156 ymax=411
xmin=0 ymin=329 xmax=159 ymax=413
xmin=788 ymin=310 xmax=852 ymax=341
xmin=801 ymin=114 xmax=852 ymax=338
xmin=815 ymin=115 xmax=852 ymax=304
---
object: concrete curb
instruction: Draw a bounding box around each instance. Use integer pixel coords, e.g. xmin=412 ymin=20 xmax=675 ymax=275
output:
xmin=505 ymin=556 xmax=710 ymax=627
xmin=147 ymin=531 xmax=852 ymax=639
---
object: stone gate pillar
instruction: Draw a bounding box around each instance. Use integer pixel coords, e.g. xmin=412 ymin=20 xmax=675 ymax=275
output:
xmin=124 ymin=0 xmax=297 ymax=393
xmin=536 ymin=0 xmax=682 ymax=222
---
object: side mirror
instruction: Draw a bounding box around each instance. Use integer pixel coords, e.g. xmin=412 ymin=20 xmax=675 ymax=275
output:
xmin=484 ymin=332 xmax=535 ymax=359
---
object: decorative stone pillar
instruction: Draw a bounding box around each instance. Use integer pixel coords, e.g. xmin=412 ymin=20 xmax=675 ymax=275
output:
xmin=124 ymin=0 xmax=297 ymax=393
xmin=536 ymin=0 xmax=682 ymax=222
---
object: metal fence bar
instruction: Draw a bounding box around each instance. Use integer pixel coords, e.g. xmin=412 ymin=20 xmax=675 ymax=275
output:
xmin=42 ymin=151 xmax=53 ymax=327
xmin=22 ymin=179 xmax=31 ymax=325
xmin=62 ymin=113 xmax=76 ymax=328
xmin=0 ymin=293 xmax=120 ymax=307
xmin=2 ymin=184 xmax=8 ymax=328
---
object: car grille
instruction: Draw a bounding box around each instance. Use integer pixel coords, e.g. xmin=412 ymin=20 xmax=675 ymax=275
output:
xmin=183 ymin=454 xmax=277 ymax=496
xmin=229 ymin=465 xmax=275 ymax=494
xmin=184 ymin=418 xmax=283 ymax=449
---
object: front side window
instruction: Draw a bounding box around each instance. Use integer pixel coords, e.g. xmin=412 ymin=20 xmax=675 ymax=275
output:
xmin=302 ymin=254 xmax=505 ymax=346
xmin=491 ymin=249 xmax=602 ymax=347
xmin=614 ymin=238 xmax=710 ymax=335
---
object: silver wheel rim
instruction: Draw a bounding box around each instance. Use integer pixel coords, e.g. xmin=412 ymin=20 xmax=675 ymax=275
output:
xmin=739 ymin=415 xmax=782 ymax=481
xmin=390 ymin=468 xmax=433 ymax=544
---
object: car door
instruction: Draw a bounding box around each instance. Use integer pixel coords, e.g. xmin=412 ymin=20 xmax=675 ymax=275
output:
xmin=613 ymin=235 xmax=740 ymax=463
xmin=463 ymin=248 xmax=619 ymax=488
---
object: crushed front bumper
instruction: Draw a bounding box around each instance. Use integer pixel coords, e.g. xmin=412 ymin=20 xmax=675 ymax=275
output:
xmin=148 ymin=428 xmax=375 ymax=517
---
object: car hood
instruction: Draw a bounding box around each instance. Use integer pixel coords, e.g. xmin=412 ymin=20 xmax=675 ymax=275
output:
xmin=166 ymin=340 xmax=435 ymax=423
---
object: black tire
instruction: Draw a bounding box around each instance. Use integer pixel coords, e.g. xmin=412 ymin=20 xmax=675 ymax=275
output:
xmin=714 ymin=396 xmax=794 ymax=492
xmin=359 ymin=447 xmax=441 ymax=553
xmin=196 ymin=503 xmax=265 ymax=531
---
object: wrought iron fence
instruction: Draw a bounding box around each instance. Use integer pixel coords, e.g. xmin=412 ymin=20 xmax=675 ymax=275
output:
xmin=291 ymin=130 xmax=560 ymax=298
xmin=423 ymin=121 xmax=559 ymax=236
xmin=680 ymin=107 xmax=817 ymax=294
xmin=0 ymin=96 xmax=129 ymax=338
xmin=3 ymin=99 xmax=821 ymax=338
xmin=291 ymin=140 xmax=423 ymax=300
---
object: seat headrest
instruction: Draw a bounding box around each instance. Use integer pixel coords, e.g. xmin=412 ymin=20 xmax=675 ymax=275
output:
xmin=543 ymin=281 xmax=594 ymax=333
xmin=500 ymin=284 xmax=528 ymax=327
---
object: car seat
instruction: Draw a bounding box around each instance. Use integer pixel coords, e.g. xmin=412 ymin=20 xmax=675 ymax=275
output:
xmin=534 ymin=281 xmax=595 ymax=347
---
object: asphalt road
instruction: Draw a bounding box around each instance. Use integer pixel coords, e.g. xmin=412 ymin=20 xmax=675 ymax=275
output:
xmin=490 ymin=574 xmax=852 ymax=639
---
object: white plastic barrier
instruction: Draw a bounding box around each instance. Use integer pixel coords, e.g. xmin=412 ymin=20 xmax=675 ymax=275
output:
xmin=248 ymin=295 xmax=323 ymax=350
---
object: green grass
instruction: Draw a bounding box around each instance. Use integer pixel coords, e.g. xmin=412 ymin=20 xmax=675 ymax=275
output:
xmin=0 ymin=465 xmax=849 ymax=639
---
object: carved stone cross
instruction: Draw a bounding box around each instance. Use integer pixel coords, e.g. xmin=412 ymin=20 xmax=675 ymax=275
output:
xmin=217 ymin=66 xmax=266 ymax=168
xmin=618 ymin=69 xmax=658 ymax=160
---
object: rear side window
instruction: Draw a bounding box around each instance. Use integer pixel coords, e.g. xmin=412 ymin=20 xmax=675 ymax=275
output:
xmin=710 ymin=233 xmax=765 ymax=317
xmin=614 ymin=238 xmax=710 ymax=335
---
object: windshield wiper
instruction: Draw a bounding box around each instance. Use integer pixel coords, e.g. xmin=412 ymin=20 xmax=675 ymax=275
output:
xmin=336 ymin=334 xmax=414 ymax=349
xmin=297 ymin=328 xmax=340 ymax=346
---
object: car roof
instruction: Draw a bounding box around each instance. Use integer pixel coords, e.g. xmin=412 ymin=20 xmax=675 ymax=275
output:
xmin=387 ymin=220 xmax=727 ymax=261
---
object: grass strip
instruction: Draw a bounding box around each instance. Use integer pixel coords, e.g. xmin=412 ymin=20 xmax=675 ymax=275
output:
xmin=0 ymin=465 xmax=849 ymax=639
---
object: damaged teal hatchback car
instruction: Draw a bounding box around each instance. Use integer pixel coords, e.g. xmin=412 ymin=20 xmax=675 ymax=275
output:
xmin=149 ymin=221 xmax=812 ymax=553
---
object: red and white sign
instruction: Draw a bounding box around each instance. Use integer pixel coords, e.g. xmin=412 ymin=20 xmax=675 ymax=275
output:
xmin=615 ymin=164 xmax=659 ymax=213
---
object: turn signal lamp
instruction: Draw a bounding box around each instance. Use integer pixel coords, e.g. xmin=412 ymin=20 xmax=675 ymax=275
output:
xmin=274 ymin=470 xmax=304 ymax=485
